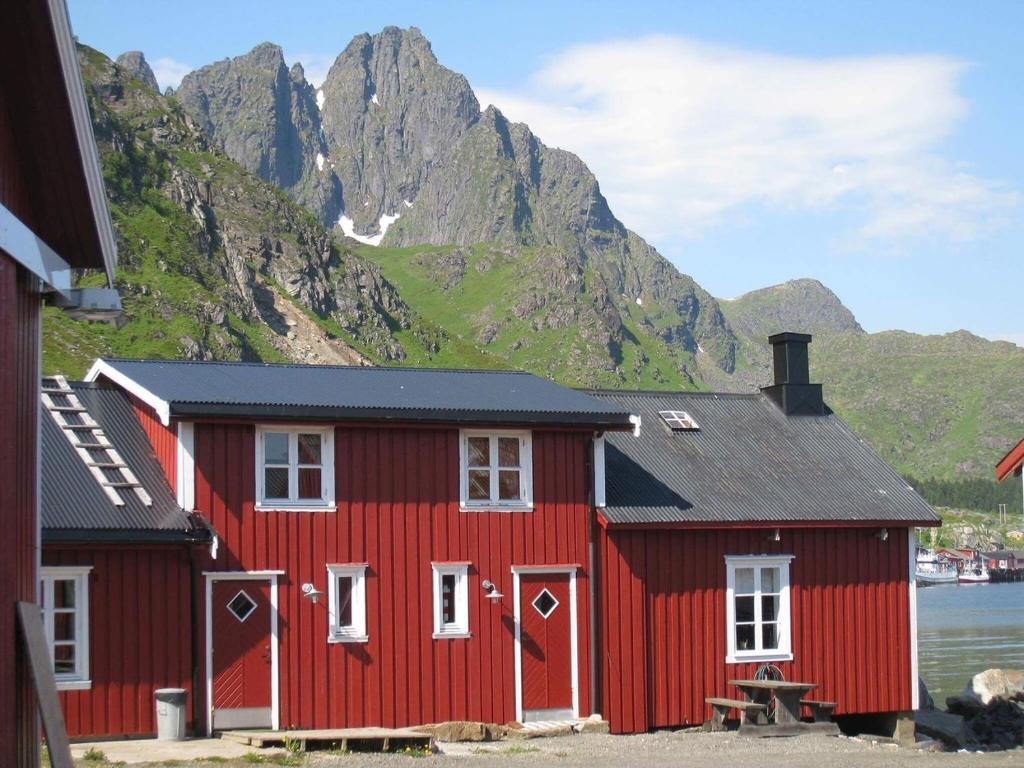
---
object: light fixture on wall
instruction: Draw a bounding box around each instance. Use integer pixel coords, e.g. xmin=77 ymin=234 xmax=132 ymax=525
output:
xmin=766 ymin=528 xmax=781 ymax=542
xmin=301 ymin=582 xmax=325 ymax=604
xmin=482 ymin=579 xmax=504 ymax=601
xmin=877 ymin=528 xmax=889 ymax=542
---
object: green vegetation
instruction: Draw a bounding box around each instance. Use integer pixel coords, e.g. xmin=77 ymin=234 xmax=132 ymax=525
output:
xmin=909 ymin=475 xmax=1023 ymax=518
xmin=81 ymin=748 xmax=108 ymax=762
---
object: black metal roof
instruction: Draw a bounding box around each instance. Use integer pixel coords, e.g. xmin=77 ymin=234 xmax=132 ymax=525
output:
xmin=41 ymin=383 xmax=205 ymax=543
xmin=590 ymin=390 xmax=940 ymax=527
xmin=89 ymin=359 xmax=634 ymax=428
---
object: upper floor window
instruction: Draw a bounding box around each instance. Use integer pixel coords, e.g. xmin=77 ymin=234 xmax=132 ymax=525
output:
xmin=40 ymin=566 xmax=92 ymax=690
xmin=459 ymin=431 xmax=533 ymax=510
xmin=725 ymin=555 xmax=793 ymax=663
xmin=327 ymin=564 xmax=368 ymax=643
xmin=256 ymin=426 xmax=335 ymax=510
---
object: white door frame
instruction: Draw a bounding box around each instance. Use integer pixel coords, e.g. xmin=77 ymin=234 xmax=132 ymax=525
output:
xmin=204 ymin=570 xmax=284 ymax=733
xmin=512 ymin=565 xmax=580 ymax=723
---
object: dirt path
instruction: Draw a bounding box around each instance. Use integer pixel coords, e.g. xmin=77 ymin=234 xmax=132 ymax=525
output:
xmin=74 ymin=731 xmax=1023 ymax=767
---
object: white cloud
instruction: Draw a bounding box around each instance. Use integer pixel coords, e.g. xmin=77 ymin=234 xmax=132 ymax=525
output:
xmin=476 ymin=35 xmax=1018 ymax=247
xmin=150 ymin=57 xmax=193 ymax=91
xmin=285 ymin=52 xmax=336 ymax=89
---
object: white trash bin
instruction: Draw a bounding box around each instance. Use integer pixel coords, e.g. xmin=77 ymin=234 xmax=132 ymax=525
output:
xmin=154 ymin=688 xmax=187 ymax=741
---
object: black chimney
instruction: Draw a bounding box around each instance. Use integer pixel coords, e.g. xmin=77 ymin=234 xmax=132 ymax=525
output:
xmin=761 ymin=332 xmax=824 ymax=416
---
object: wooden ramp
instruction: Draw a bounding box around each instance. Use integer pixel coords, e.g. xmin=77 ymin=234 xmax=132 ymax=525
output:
xmin=220 ymin=727 xmax=434 ymax=753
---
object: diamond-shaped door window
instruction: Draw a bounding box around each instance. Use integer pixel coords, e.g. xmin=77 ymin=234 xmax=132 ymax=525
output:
xmin=227 ymin=590 xmax=257 ymax=623
xmin=532 ymin=588 xmax=559 ymax=619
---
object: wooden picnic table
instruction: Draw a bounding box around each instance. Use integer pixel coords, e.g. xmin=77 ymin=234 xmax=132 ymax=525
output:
xmin=729 ymin=679 xmax=817 ymax=725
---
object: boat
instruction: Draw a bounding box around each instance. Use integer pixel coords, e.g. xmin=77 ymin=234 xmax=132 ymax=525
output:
xmin=958 ymin=563 xmax=991 ymax=583
xmin=915 ymin=549 xmax=959 ymax=585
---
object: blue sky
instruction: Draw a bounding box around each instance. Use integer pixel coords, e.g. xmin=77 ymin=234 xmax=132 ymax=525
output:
xmin=69 ymin=0 xmax=1024 ymax=343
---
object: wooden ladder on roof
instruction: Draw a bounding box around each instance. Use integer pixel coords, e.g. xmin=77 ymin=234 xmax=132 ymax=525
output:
xmin=41 ymin=375 xmax=151 ymax=507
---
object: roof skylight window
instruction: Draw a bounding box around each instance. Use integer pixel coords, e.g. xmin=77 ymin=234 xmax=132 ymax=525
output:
xmin=659 ymin=410 xmax=700 ymax=431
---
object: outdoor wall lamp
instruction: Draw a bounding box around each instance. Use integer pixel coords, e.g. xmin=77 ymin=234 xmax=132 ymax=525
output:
xmin=766 ymin=528 xmax=781 ymax=542
xmin=301 ymin=582 xmax=325 ymax=604
xmin=482 ymin=579 xmax=504 ymax=601
xmin=877 ymin=528 xmax=889 ymax=542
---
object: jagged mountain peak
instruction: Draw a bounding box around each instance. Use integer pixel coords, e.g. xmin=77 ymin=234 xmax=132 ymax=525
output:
xmin=115 ymin=50 xmax=159 ymax=92
xmin=722 ymin=277 xmax=864 ymax=341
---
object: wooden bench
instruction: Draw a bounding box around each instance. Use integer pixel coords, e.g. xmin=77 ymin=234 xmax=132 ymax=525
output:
xmin=800 ymin=700 xmax=837 ymax=723
xmin=704 ymin=697 xmax=768 ymax=731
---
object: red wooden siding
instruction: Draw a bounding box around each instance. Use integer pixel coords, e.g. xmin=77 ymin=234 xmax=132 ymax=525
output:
xmin=130 ymin=396 xmax=177 ymax=492
xmin=44 ymin=546 xmax=194 ymax=739
xmin=0 ymin=254 xmax=40 ymax=766
xmin=599 ymin=526 xmax=912 ymax=733
xmin=192 ymin=423 xmax=595 ymax=730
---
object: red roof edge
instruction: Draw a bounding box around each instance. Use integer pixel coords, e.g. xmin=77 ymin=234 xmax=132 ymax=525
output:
xmin=996 ymin=438 xmax=1024 ymax=482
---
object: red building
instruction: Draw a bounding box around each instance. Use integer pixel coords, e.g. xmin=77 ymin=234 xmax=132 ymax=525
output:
xmin=2 ymin=1 xmax=118 ymax=764
xmin=45 ymin=333 xmax=939 ymax=739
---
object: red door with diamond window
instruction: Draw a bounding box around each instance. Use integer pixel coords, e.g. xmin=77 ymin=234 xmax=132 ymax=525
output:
xmin=519 ymin=572 xmax=574 ymax=720
xmin=210 ymin=579 xmax=273 ymax=730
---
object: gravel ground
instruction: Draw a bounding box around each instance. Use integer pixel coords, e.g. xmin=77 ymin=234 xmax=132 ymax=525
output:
xmin=78 ymin=731 xmax=1024 ymax=768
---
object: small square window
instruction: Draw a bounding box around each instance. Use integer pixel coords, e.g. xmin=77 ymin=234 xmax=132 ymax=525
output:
xmin=227 ymin=590 xmax=257 ymax=623
xmin=532 ymin=588 xmax=559 ymax=619
xmin=659 ymin=410 xmax=700 ymax=431
xmin=432 ymin=564 xmax=469 ymax=638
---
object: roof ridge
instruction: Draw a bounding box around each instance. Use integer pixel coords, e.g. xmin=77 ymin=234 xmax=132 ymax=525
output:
xmin=585 ymin=388 xmax=765 ymax=399
xmin=100 ymin=358 xmax=538 ymax=377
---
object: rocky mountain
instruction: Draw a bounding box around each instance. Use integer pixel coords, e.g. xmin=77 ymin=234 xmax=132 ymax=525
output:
xmin=47 ymin=44 xmax=423 ymax=374
xmin=44 ymin=32 xmax=1024 ymax=484
xmin=176 ymin=43 xmax=343 ymax=225
xmin=174 ymin=27 xmax=736 ymax=384
xmin=721 ymin=279 xmax=864 ymax=341
xmin=114 ymin=51 xmax=159 ymax=92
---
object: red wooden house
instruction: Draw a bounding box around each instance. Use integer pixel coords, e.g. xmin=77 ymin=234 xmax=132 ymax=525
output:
xmin=588 ymin=333 xmax=939 ymax=733
xmin=45 ymin=332 xmax=940 ymax=739
xmin=2 ymin=1 xmax=118 ymax=764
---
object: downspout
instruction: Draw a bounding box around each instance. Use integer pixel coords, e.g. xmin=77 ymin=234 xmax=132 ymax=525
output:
xmin=187 ymin=540 xmax=202 ymax=736
xmin=587 ymin=432 xmax=602 ymax=718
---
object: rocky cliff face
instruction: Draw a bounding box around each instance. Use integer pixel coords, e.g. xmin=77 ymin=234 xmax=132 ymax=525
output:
xmin=721 ymin=278 xmax=864 ymax=341
xmin=49 ymin=45 xmax=412 ymax=372
xmin=115 ymin=51 xmax=159 ymax=92
xmin=172 ymin=28 xmax=737 ymax=378
xmin=176 ymin=43 xmax=342 ymax=225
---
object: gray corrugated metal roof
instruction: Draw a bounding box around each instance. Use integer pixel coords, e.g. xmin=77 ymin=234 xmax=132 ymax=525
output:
xmin=92 ymin=359 xmax=634 ymax=427
xmin=590 ymin=390 xmax=940 ymax=526
xmin=41 ymin=383 xmax=200 ymax=542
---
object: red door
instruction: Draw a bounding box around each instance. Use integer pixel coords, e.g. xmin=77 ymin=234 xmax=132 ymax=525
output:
xmin=211 ymin=579 xmax=273 ymax=730
xmin=519 ymin=572 xmax=574 ymax=720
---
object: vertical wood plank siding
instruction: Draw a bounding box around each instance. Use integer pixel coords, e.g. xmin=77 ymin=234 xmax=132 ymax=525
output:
xmin=0 ymin=254 xmax=40 ymax=766
xmin=130 ymin=396 xmax=177 ymax=491
xmin=44 ymin=546 xmax=194 ymax=739
xmin=599 ymin=526 xmax=912 ymax=733
xmin=192 ymin=423 xmax=595 ymax=729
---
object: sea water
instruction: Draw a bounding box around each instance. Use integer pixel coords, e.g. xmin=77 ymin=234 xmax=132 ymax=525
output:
xmin=917 ymin=581 xmax=1024 ymax=703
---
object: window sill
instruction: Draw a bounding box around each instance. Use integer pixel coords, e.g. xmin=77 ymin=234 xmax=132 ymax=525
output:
xmin=460 ymin=503 xmax=534 ymax=513
xmin=255 ymin=503 xmax=336 ymax=513
xmin=328 ymin=634 xmax=369 ymax=644
xmin=433 ymin=631 xmax=472 ymax=640
xmin=726 ymin=652 xmax=793 ymax=664
xmin=56 ymin=679 xmax=92 ymax=691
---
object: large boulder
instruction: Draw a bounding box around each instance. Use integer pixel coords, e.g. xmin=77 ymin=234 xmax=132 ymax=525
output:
xmin=915 ymin=709 xmax=967 ymax=749
xmin=953 ymin=669 xmax=1024 ymax=707
xmin=918 ymin=677 xmax=935 ymax=710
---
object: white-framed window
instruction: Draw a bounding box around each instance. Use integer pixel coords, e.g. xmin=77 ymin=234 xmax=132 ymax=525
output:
xmin=432 ymin=563 xmax=470 ymax=638
xmin=40 ymin=566 xmax=92 ymax=690
xmin=255 ymin=426 xmax=335 ymax=510
xmin=459 ymin=431 xmax=533 ymax=510
xmin=327 ymin=564 xmax=368 ymax=643
xmin=725 ymin=555 xmax=793 ymax=663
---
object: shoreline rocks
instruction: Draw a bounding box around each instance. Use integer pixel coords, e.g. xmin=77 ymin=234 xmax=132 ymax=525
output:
xmin=918 ymin=669 xmax=1024 ymax=751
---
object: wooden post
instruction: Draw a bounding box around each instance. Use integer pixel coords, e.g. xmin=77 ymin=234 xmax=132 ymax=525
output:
xmin=16 ymin=602 xmax=73 ymax=768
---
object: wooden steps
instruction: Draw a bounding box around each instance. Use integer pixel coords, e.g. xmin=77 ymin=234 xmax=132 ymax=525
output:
xmin=219 ymin=727 xmax=435 ymax=753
